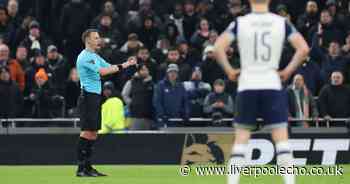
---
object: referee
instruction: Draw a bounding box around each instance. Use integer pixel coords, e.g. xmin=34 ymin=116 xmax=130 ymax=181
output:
xmin=76 ymin=29 xmax=136 ymax=177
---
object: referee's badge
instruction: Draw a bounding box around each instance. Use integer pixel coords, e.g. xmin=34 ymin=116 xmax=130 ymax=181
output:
xmin=165 ymin=88 xmax=169 ymax=93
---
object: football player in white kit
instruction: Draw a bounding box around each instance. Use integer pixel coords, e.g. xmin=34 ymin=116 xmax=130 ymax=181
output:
xmin=214 ymin=0 xmax=309 ymax=184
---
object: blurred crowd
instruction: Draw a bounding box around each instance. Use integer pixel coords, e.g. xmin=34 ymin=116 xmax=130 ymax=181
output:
xmin=0 ymin=0 xmax=350 ymax=129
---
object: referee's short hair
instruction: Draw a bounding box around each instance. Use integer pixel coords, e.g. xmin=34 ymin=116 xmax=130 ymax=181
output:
xmin=81 ymin=29 xmax=99 ymax=43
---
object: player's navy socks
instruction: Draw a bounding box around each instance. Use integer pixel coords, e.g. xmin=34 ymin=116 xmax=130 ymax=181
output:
xmin=228 ymin=144 xmax=247 ymax=184
xmin=276 ymin=141 xmax=295 ymax=184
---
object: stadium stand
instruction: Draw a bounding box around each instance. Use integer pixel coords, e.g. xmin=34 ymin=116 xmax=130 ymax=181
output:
xmin=0 ymin=0 xmax=350 ymax=129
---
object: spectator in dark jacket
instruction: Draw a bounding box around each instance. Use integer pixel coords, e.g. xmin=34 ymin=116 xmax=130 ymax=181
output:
xmin=164 ymin=23 xmax=181 ymax=47
xmin=90 ymin=0 xmax=122 ymax=29
xmin=190 ymin=18 xmax=211 ymax=51
xmin=166 ymin=2 xmax=185 ymax=40
xmin=183 ymin=0 xmax=199 ymax=42
xmin=137 ymin=16 xmax=159 ymax=50
xmin=125 ymin=0 xmax=161 ymax=34
xmin=297 ymin=0 xmax=319 ymax=38
xmin=153 ymin=64 xmax=190 ymax=127
xmin=213 ymin=0 xmax=243 ymax=33
xmin=287 ymin=74 xmax=319 ymax=128
xmin=46 ymin=45 xmax=68 ymax=95
xmin=325 ymin=0 xmax=348 ymax=31
xmin=295 ymin=57 xmax=323 ymax=95
xmin=136 ymin=47 xmax=157 ymax=81
xmin=308 ymin=9 xmax=344 ymax=47
xmin=13 ymin=15 xmax=34 ymax=48
xmin=0 ymin=66 xmax=22 ymax=118
xmin=6 ymin=0 xmax=21 ymax=29
xmin=20 ymin=20 xmax=51 ymax=57
xmin=65 ymin=67 xmax=80 ymax=117
xmin=158 ymin=47 xmax=192 ymax=81
xmin=0 ymin=6 xmax=15 ymax=45
xmin=122 ymin=64 xmax=154 ymax=130
xmin=201 ymin=45 xmax=225 ymax=85
xmin=319 ymin=71 xmax=350 ymax=126
xmin=310 ymin=34 xmax=349 ymax=84
xmin=196 ymin=0 xmax=217 ymax=23
xmin=96 ymin=13 xmax=122 ymax=61
xmin=24 ymin=50 xmax=48 ymax=96
xmin=203 ymin=79 xmax=234 ymax=126
xmin=60 ymin=0 xmax=92 ymax=66
xmin=178 ymin=39 xmax=200 ymax=67
xmin=28 ymin=68 xmax=55 ymax=118
xmin=183 ymin=66 xmax=211 ymax=118
xmin=343 ymin=3 xmax=350 ymax=31
xmin=150 ymin=36 xmax=170 ymax=65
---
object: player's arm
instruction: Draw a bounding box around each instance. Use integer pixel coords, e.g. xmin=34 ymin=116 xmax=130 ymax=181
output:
xmin=280 ymin=23 xmax=310 ymax=81
xmin=214 ymin=32 xmax=240 ymax=81
xmin=99 ymin=57 xmax=138 ymax=76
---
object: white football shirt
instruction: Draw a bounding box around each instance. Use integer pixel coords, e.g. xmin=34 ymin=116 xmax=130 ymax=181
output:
xmin=226 ymin=12 xmax=297 ymax=92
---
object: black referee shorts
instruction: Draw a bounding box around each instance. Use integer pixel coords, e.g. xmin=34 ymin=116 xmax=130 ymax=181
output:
xmin=78 ymin=90 xmax=102 ymax=131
